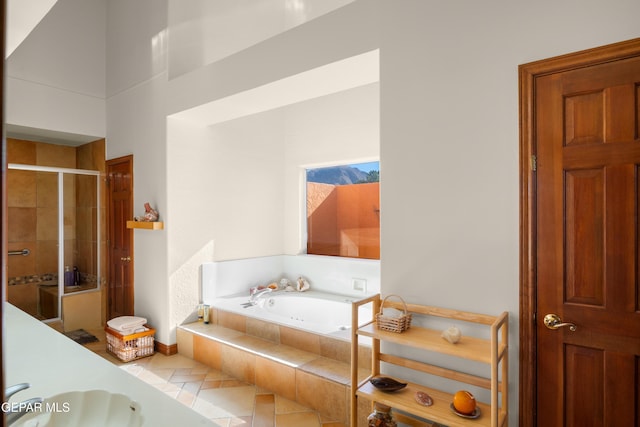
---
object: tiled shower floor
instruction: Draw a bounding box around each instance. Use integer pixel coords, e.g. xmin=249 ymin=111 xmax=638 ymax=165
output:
xmin=81 ymin=328 xmax=343 ymax=427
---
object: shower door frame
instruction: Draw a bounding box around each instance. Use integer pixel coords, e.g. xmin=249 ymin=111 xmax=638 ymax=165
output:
xmin=7 ymin=163 xmax=102 ymax=322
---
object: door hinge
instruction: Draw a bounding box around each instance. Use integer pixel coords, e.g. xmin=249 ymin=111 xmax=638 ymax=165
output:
xmin=531 ymin=155 xmax=537 ymax=172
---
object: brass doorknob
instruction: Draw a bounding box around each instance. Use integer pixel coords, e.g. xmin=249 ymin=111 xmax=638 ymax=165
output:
xmin=543 ymin=313 xmax=577 ymax=331
xmin=120 ymin=256 xmax=131 ymax=262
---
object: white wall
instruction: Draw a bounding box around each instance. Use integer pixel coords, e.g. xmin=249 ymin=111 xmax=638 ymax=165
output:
xmin=165 ymin=118 xmax=216 ymax=339
xmin=105 ymin=0 xmax=171 ymax=344
xmin=6 ymin=0 xmax=58 ymax=58
xmin=166 ymin=1 xmax=379 ymax=118
xmin=378 ymin=1 xmax=640 ymax=424
xmin=106 ymin=0 xmax=167 ymax=98
xmin=283 ymin=82 xmax=379 ymax=254
xmin=167 ymin=109 xmax=286 ymax=267
xmin=166 ymin=109 xmax=286 ymax=343
xmin=6 ymin=0 xmax=106 ymax=138
xmin=167 ymin=0 xmax=355 ymax=79
xmin=206 ymin=110 xmax=287 ymax=261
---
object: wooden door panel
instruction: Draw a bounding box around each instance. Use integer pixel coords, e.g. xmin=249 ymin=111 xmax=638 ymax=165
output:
xmin=562 ymin=84 xmax=640 ymax=145
xmin=606 ymin=165 xmax=636 ymax=312
xmin=604 ymin=352 xmax=637 ymax=421
xmin=605 ymin=84 xmax=637 ymax=141
xmin=535 ymin=51 xmax=640 ymax=426
xmin=564 ymin=168 xmax=604 ymax=307
xmin=107 ymin=156 xmax=133 ymax=319
xmin=564 ymin=345 xmax=604 ymax=426
xmin=561 ymin=56 xmax=640 ymax=94
xmin=564 ymin=91 xmax=604 ymax=146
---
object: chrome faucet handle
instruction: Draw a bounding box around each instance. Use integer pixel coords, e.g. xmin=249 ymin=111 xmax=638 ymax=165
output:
xmin=5 ymin=383 xmax=30 ymax=400
xmin=257 ymin=288 xmax=272 ymax=296
xmin=5 ymin=384 xmax=44 ymax=426
xmin=249 ymin=287 xmax=273 ymax=304
xmin=6 ymin=397 xmax=45 ymax=425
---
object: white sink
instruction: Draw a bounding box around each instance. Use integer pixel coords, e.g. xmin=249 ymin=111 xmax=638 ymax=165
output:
xmin=13 ymin=390 xmax=143 ymax=427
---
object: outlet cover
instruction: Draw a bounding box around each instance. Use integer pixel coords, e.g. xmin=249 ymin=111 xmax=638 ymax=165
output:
xmin=352 ymin=278 xmax=367 ymax=292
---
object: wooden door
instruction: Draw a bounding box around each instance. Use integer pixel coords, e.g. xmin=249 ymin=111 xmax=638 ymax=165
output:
xmin=520 ymin=39 xmax=640 ymax=426
xmin=107 ymin=155 xmax=134 ymax=319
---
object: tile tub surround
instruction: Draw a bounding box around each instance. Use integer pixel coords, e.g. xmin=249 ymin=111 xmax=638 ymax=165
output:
xmin=178 ymin=309 xmax=373 ymax=425
xmin=80 ymin=328 xmax=344 ymax=426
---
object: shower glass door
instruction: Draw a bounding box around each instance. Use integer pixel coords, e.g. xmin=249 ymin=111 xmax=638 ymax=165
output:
xmin=7 ymin=169 xmax=59 ymax=319
xmin=7 ymin=164 xmax=101 ymax=322
xmin=66 ymin=173 xmax=100 ymax=294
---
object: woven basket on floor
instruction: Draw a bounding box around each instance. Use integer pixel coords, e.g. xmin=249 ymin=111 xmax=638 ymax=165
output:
xmin=376 ymin=294 xmax=412 ymax=333
xmin=105 ymin=325 xmax=155 ymax=362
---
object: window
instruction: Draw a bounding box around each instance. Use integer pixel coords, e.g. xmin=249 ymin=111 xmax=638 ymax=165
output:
xmin=306 ymin=162 xmax=380 ymax=259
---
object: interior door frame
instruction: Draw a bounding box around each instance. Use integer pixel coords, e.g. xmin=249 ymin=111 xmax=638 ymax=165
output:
xmin=518 ymin=37 xmax=640 ymax=427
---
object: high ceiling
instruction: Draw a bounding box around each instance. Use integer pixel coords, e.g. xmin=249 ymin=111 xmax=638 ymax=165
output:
xmin=5 ymin=0 xmax=101 ymax=146
xmin=6 ymin=0 xmax=58 ymax=58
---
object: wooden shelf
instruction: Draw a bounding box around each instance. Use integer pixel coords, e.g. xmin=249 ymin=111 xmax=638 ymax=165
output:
xmin=357 ymin=321 xmax=496 ymax=364
xmin=356 ymin=381 xmax=502 ymax=427
xmin=126 ymin=220 xmax=164 ymax=230
xmin=350 ymin=295 xmax=508 ymax=427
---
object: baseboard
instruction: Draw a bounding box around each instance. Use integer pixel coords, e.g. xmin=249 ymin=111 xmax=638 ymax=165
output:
xmin=155 ymin=340 xmax=178 ymax=356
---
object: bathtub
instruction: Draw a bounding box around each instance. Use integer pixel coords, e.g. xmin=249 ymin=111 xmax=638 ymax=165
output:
xmin=211 ymin=290 xmax=373 ymax=338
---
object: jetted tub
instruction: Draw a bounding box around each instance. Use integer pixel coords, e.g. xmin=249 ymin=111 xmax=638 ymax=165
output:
xmin=211 ymin=290 xmax=373 ymax=338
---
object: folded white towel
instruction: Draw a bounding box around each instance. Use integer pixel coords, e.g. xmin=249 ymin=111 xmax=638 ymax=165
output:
xmin=117 ymin=326 xmax=148 ymax=335
xmin=108 ymin=316 xmax=147 ymax=333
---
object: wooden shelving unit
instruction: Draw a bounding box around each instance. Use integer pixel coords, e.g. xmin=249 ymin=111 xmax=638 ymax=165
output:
xmin=126 ymin=220 xmax=164 ymax=230
xmin=350 ymin=294 xmax=508 ymax=427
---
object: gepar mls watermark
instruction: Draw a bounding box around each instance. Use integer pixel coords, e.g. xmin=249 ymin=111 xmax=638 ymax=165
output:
xmin=2 ymin=401 xmax=70 ymax=414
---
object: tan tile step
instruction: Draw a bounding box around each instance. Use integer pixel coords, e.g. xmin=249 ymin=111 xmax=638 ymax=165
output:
xmin=179 ymin=323 xmax=354 ymax=424
xmin=299 ymin=356 xmax=369 ymax=386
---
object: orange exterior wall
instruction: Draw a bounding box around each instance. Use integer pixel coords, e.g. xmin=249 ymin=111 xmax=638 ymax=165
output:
xmin=307 ymin=182 xmax=380 ymax=259
xmin=307 ymin=183 xmax=339 ymax=256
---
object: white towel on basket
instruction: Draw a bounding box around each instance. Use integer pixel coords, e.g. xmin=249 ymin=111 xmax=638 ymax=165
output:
xmin=107 ymin=316 xmax=147 ymax=334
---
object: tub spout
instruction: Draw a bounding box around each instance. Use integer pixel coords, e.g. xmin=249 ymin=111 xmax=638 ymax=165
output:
xmin=5 ymin=383 xmax=44 ymax=425
xmin=6 ymin=397 xmax=44 ymax=425
xmin=5 ymin=383 xmax=30 ymax=400
xmin=249 ymin=287 xmax=273 ymax=305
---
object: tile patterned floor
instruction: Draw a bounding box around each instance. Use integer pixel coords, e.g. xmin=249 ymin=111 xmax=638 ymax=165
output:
xmin=81 ymin=328 xmax=342 ymax=427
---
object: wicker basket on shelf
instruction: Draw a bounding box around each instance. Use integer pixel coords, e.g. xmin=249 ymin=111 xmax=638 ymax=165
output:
xmin=376 ymin=294 xmax=412 ymax=333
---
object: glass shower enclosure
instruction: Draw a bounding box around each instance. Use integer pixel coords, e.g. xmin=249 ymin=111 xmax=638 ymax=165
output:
xmin=7 ymin=164 xmax=101 ymax=322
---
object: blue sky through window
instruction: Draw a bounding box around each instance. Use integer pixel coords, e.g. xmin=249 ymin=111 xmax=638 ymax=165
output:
xmin=353 ymin=161 xmax=379 ymax=173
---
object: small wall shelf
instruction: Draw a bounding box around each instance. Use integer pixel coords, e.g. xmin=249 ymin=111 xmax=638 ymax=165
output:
xmin=126 ymin=221 xmax=164 ymax=230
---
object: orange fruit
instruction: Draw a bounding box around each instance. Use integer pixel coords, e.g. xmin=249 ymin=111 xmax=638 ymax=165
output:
xmin=453 ymin=390 xmax=476 ymax=415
